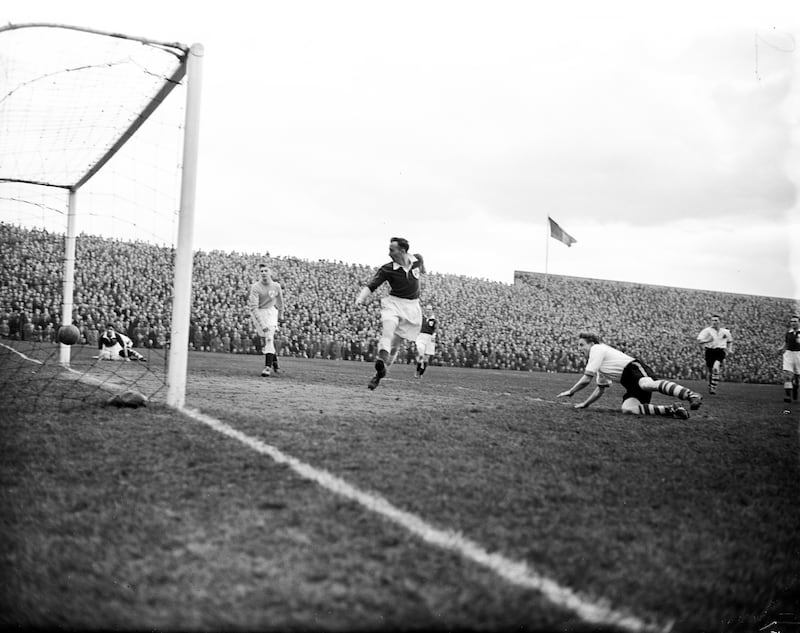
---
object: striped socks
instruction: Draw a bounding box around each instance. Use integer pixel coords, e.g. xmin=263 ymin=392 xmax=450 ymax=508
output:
xmin=638 ymin=404 xmax=672 ymax=416
xmin=709 ymin=361 xmax=720 ymax=394
xmin=655 ymin=380 xmax=692 ymax=401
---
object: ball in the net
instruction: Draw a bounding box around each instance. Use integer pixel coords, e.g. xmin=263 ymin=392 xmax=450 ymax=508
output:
xmin=57 ymin=324 xmax=81 ymax=345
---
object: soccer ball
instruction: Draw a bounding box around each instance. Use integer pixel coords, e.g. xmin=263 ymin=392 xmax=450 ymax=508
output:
xmin=57 ymin=324 xmax=81 ymax=345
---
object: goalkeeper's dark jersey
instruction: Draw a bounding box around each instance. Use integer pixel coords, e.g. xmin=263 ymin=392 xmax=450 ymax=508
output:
xmin=421 ymin=316 xmax=437 ymax=335
xmin=366 ymin=258 xmax=423 ymax=300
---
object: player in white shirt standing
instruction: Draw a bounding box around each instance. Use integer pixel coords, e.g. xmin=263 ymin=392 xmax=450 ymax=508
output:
xmin=696 ymin=314 xmax=733 ymax=395
xmin=557 ymin=333 xmax=703 ymax=419
xmin=249 ymin=261 xmax=284 ymax=377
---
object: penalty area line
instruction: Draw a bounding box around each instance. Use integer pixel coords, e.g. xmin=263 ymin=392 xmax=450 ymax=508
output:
xmin=179 ymin=405 xmax=672 ymax=633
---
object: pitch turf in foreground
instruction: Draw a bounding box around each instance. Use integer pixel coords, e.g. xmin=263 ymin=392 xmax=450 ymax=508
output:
xmin=1 ymin=352 xmax=799 ymax=632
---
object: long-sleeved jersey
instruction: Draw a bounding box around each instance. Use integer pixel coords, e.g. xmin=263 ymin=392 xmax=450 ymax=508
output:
xmin=366 ymin=255 xmax=423 ymax=300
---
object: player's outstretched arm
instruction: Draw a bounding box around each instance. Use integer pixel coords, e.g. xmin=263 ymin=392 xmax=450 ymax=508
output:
xmin=355 ymin=286 xmax=372 ymax=305
xmin=557 ymin=374 xmax=592 ymax=399
xmin=573 ymin=384 xmax=607 ymax=409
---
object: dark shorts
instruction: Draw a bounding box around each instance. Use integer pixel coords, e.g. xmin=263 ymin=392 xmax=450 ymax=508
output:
xmin=620 ymin=359 xmax=657 ymax=404
xmin=704 ymin=348 xmax=726 ymax=369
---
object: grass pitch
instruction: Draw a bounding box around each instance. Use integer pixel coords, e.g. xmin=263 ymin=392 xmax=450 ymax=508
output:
xmin=1 ymin=351 xmax=798 ymax=632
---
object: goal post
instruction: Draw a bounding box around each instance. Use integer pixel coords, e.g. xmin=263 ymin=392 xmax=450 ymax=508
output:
xmin=0 ymin=23 xmax=203 ymax=409
xmin=59 ymin=190 xmax=78 ymax=366
xmin=167 ymin=42 xmax=204 ymax=409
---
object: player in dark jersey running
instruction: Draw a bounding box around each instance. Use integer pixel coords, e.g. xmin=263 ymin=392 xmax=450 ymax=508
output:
xmin=415 ymin=304 xmax=437 ymax=378
xmin=356 ymin=237 xmax=425 ymax=390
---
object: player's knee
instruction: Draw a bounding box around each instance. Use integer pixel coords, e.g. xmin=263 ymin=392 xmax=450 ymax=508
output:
xmin=638 ymin=377 xmax=657 ymax=391
xmin=621 ymin=399 xmax=640 ymax=414
xmin=382 ymin=318 xmax=398 ymax=334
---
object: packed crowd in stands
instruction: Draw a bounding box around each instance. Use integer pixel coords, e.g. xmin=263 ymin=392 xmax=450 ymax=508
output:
xmin=1 ymin=222 xmax=796 ymax=383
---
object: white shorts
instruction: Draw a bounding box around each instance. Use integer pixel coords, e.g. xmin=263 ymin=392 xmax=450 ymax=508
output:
xmin=252 ymin=307 xmax=278 ymax=339
xmin=380 ymin=296 xmax=422 ymax=342
xmin=99 ymin=344 xmax=124 ymax=360
xmin=783 ymin=350 xmax=800 ymax=374
xmin=415 ymin=332 xmax=436 ymax=357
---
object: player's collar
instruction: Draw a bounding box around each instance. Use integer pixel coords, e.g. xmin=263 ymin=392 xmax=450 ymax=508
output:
xmin=391 ymin=253 xmax=417 ymax=270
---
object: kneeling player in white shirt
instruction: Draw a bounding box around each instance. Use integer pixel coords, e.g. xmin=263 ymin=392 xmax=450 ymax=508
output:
xmin=557 ymin=333 xmax=702 ymax=419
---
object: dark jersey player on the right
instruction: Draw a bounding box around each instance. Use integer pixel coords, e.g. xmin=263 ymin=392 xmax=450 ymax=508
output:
xmin=415 ymin=304 xmax=437 ymax=378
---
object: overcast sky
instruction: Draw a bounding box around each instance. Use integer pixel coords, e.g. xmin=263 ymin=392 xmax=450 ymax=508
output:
xmin=2 ymin=1 xmax=799 ymax=300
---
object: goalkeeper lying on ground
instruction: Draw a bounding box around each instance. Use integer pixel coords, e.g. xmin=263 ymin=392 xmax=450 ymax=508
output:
xmin=98 ymin=324 xmax=146 ymax=361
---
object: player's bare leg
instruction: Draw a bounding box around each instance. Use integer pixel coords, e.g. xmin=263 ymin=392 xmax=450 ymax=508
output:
xmin=369 ymin=320 xmax=397 ymax=390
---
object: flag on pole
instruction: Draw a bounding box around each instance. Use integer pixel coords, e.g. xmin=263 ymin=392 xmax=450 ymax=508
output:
xmin=548 ymin=216 xmax=577 ymax=247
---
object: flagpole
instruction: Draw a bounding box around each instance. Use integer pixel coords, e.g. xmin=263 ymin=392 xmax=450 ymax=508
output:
xmin=545 ymin=216 xmax=550 ymax=294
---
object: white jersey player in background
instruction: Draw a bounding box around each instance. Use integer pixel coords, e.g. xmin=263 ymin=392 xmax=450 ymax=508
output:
xmin=696 ymin=314 xmax=733 ymax=395
xmin=249 ymin=261 xmax=284 ymax=377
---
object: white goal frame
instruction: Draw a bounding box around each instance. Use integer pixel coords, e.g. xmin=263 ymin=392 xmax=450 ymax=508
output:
xmin=0 ymin=23 xmax=204 ymax=409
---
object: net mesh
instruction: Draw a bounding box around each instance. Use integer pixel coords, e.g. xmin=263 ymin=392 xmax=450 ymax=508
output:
xmin=0 ymin=24 xmax=190 ymax=410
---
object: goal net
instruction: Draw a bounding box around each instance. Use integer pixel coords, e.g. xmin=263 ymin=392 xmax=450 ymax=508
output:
xmin=0 ymin=23 xmax=202 ymax=410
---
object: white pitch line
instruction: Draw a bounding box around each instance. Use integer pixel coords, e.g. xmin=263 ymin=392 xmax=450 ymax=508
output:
xmin=180 ymin=405 xmax=672 ymax=633
xmin=1 ymin=342 xmax=147 ymax=398
xmin=0 ymin=341 xmax=44 ymax=364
